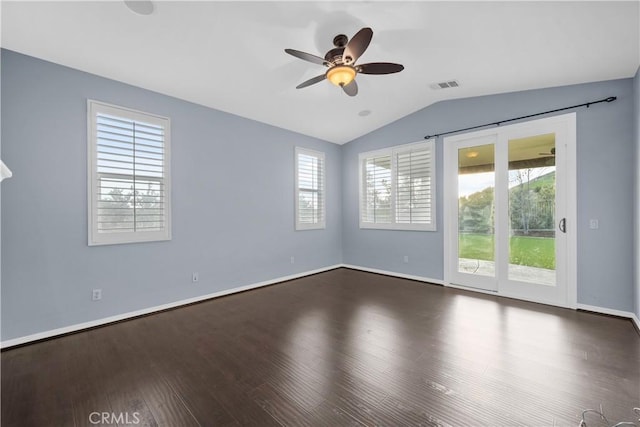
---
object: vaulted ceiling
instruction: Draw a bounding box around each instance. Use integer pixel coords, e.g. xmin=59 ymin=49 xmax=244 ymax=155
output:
xmin=2 ymin=1 xmax=638 ymax=144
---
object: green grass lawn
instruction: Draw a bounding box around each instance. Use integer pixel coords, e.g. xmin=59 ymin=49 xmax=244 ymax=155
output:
xmin=459 ymin=233 xmax=555 ymax=269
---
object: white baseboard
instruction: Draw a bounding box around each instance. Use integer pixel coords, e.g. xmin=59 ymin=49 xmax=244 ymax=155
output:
xmin=1 ymin=264 xmax=342 ymax=349
xmin=340 ymin=263 xmax=445 ymax=286
xmin=4 ymin=265 xmax=636 ymax=349
xmin=577 ymin=303 xmax=640 ymax=329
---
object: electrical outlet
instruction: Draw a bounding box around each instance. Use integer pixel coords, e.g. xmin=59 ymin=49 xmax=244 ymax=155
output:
xmin=290 ymin=256 xmax=295 ymax=264
xmin=403 ymin=255 xmax=409 ymax=263
xmin=192 ymin=272 xmax=199 ymax=283
xmin=589 ymin=219 xmax=599 ymax=229
xmin=92 ymin=289 xmax=102 ymax=301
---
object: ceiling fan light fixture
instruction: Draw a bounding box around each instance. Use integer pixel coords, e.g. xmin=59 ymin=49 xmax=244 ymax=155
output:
xmin=326 ymin=66 xmax=356 ymax=87
xmin=285 ymin=27 xmax=403 ymax=96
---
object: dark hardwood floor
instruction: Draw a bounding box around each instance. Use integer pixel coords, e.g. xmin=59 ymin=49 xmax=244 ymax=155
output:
xmin=2 ymin=268 xmax=639 ymax=426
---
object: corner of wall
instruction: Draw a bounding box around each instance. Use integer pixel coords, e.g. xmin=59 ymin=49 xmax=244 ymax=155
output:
xmin=0 ymin=15 xmax=4 ymax=339
xmin=338 ymin=142 xmax=346 ymax=264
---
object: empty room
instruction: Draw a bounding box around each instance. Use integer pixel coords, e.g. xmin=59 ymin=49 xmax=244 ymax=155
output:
xmin=1 ymin=1 xmax=639 ymax=426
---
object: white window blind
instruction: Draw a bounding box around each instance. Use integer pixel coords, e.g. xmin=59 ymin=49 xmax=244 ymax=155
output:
xmin=359 ymin=140 xmax=436 ymax=231
xmin=395 ymin=146 xmax=433 ymax=224
xmin=88 ymin=100 xmax=171 ymax=245
xmin=362 ymin=155 xmax=392 ymax=224
xmin=295 ymin=147 xmax=325 ymax=230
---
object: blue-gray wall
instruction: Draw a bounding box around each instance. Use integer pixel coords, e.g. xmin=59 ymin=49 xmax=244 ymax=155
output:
xmin=2 ymin=48 xmax=638 ymax=342
xmin=342 ymin=79 xmax=636 ymax=313
xmin=1 ymin=49 xmax=342 ymax=341
xmin=634 ymin=66 xmax=640 ymax=321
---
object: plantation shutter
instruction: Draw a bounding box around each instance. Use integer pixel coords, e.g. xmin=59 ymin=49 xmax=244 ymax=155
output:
xmin=395 ymin=146 xmax=432 ymax=225
xmin=359 ymin=140 xmax=436 ymax=231
xmin=362 ymin=155 xmax=392 ymax=224
xmin=295 ymin=147 xmax=325 ymax=230
xmin=89 ymin=101 xmax=171 ymax=245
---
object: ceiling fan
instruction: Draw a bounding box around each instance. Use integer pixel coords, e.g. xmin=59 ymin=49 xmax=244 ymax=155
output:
xmin=284 ymin=27 xmax=404 ymax=97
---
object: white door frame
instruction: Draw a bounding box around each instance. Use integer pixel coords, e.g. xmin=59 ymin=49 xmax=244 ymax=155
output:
xmin=443 ymin=113 xmax=577 ymax=309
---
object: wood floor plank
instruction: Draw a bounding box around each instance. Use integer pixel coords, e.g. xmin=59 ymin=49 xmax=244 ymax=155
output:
xmin=305 ymin=400 xmax=365 ymax=427
xmin=148 ymin=325 xmax=282 ymax=426
xmin=66 ymin=334 xmax=117 ymax=427
xmin=2 ymin=268 xmax=639 ymax=426
xmin=147 ymin=336 xmax=242 ymax=426
xmin=248 ymin=382 xmax=315 ymax=427
xmin=103 ymin=318 xmax=202 ymax=427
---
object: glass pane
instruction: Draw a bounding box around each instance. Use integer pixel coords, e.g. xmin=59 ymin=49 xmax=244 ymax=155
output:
xmin=508 ymin=133 xmax=556 ymax=286
xmin=458 ymin=144 xmax=495 ymax=277
xmin=364 ymin=156 xmax=392 ymax=223
xmin=97 ymin=175 xmax=135 ymax=233
xmin=298 ymin=190 xmax=319 ymax=224
xmin=396 ymin=149 xmax=431 ymax=224
xmin=135 ymin=178 xmax=165 ymax=231
xmin=298 ymin=154 xmax=319 ymax=191
xmin=97 ymin=175 xmax=165 ymax=233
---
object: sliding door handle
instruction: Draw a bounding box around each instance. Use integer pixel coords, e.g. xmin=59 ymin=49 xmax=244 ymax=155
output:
xmin=559 ymin=218 xmax=566 ymax=233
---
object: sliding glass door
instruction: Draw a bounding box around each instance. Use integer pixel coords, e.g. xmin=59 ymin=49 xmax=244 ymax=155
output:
xmin=444 ymin=114 xmax=576 ymax=307
xmin=453 ymin=136 xmax=498 ymax=291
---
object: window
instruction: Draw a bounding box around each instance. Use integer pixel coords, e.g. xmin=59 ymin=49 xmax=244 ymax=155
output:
xmin=359 ymin=140 xmax=436 ymax=231
xmin=88 ymin=100 xmax=171 ymax=245
xmin=295 ymin=147 xmax=325 ymax=230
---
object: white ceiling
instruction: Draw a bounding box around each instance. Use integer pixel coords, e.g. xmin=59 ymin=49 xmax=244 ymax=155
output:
xmin=2 ymin=1 xmax=638 ymax=144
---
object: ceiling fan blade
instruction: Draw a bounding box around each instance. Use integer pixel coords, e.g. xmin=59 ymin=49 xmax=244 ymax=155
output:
xmin=285 ymin=49 xmax=329 ymax=66
xmin=342 ymin=79 xmax=358 ymax=97
xmin=296 ymin=74 xmax=326 ymax=89
xmin=342 ymin=27 xmax=373 ymax=65
xmin=358 ymin=62 xmax=404 ymax=75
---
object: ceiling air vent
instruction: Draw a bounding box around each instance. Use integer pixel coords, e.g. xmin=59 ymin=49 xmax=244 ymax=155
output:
xmin=430 ymin=79 xmax=460 ymax=90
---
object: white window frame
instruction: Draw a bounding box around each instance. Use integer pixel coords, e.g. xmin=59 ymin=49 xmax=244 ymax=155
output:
xmin=359 ymin=139 xmax=436 ymax=231
xmin=295 ymin=147 xmax=326 ymax=230
xmin=87 ymin=100 xmax=171 ymax=246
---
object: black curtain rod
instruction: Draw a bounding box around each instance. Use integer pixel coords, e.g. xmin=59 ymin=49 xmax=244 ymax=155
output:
xmin=423 ymin=96 xmax=617 ymax=140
